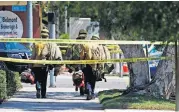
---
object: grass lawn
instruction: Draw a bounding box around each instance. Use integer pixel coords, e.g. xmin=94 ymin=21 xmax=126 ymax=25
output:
xmin=98 ymin=89 xmax=175 ymax=110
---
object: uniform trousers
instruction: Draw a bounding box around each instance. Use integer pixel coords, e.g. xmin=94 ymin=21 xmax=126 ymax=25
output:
xmin=82 ymin=65 xmax=96 ymax=95
xmin=32 ymin=67 xmax=48 ymax=97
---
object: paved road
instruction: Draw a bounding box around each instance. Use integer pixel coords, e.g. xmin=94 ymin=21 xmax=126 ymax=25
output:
xmin=23 ymin=75 xmax=129 ymax=90
xmin=53 ymin=75 xmax=129 ymax=90
xmin=0 ymin=75 xmax=129 ymax=112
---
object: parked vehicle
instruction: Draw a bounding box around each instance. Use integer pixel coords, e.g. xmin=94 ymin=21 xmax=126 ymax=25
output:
xmin=0 ymin=42 xmax=32 ymax=73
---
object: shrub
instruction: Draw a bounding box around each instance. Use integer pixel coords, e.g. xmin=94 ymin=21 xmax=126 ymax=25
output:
xmin=0 ymin=63 xmax=22 ymax=104
xmin=6 ymin=70 xmax=22 ymax=97
xmin=13 ymin=72 xmax=22 ymax=91
xmin=0 ymin=70 xmax=7 ymax=103
xmin=59 ymin=33 xmax=69 ymax=39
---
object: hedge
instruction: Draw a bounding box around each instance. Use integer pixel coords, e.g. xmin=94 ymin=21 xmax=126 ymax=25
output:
xmin=59 ymin=33 xmax=69 ymax=39
xmin=0 ymin=69 xmax=22 ymax=104
xmin=0 ymin=70 xmax=7 ymax=103
xmin=6 ymin=71 xmax=22 ymax=97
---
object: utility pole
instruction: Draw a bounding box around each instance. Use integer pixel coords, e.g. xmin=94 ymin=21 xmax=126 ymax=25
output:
xmin=111 ymin=37 xmax=120 ymax=75
xmin=65 ymin=5 xmax=68 ymax=33
xmin=145 ymin=44 xmax=151 ymax=83
xmin=55 ymin=9 xmax=59 ymax=38
xmin=175 ymin=40 xmax=179 ymax=111
xmin=27 ymin=1 xmax=33 ymax=48
xmin=119 ymin=53 xmax=123 ymax=77
xmin=115 ymin=52 xmax=120 ymax=76
xmin=48 ymin=1 xmax=56 ymax=88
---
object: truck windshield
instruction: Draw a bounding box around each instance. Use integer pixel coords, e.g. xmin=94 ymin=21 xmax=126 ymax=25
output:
xmin=4 ymin=42 xmax=28 ymax=50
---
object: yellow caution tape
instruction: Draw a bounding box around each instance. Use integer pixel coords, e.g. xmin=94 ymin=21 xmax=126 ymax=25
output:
xmin=106 ymin=45 xmax=119 ymax=47
xmin=58 ymin=46 xmax=72 ymax=48
xmin=0 ymin=56 xmax=172 ymax=65
xmin=106 ymin=46 xmax=119 ymax=49
xmin=106 ymin=45 xmax=120 ymax=48
xmin=0 ymin=38 xmax=174 ymax=45
xmin=59 ymin=45 xmax=120 ymax=49
xmin=110 ymin=50 xmax=123 ymax=53
xmin=60 ymin=48 xmax=122 ymax=53
xmin=58 ymin=45 xmax=120 ymax=51
xmin=61 ymin=50 xmax=66 ymax=53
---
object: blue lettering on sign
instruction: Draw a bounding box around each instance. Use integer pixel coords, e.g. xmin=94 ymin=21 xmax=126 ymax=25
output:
xmin=12 ymin=6 xmax=26 ymax=12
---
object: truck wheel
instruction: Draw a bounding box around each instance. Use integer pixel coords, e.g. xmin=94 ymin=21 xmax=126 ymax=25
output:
xmin=0 ymin=61 xmax=8 ymax=70
xmin=80 ymin=86 xmax=85 ymax=96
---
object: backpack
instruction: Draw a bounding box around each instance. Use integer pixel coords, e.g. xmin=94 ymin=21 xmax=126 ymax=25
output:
xmin=80 ymin=44 xmax=92 ymax=60
xmin=80 ymin=44 xmax=104 ymax=81
xmin=34 ymin=43 xmax=45 ymax=57
xmin=31 ymin=43 xmax=45 ymax=67
xmin=103 ymin=45 xmax=111 ymax=60
xmin=21 ymin=69 xmax=35 ymax=84
xmin=72 ymin=70 xmax=84 ymax=86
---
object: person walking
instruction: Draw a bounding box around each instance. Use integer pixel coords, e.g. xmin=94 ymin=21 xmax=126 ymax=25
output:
xmin=31 ymin=26 xmax=49 ymax=98
xmin=66 ymin=29 xmax=98 ymax=100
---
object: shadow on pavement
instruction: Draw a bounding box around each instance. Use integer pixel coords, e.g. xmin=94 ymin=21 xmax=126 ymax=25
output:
xmin=0 ymin=101 xmax=103 ymax=111
xmin=13 ymin=91 xmax=85 ymax=99
xmin=0 ymin=91 xmax=103 ymax=111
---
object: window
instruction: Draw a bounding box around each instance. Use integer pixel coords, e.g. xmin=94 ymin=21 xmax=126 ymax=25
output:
xmin=5 ymin=42 xmax=28 ymax=50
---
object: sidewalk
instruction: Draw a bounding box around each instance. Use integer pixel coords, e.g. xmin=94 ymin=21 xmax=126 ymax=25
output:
xmin=0 ymin=75 xmax=175 ymax=112
xmin=0 ymin=86 xmax=175 ymax=112
xmin=0 ymin=86 xmax=104 ymax=112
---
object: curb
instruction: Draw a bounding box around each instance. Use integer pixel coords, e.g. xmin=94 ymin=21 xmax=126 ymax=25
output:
xmin=104 ymin=109 xmax=175 ymax=112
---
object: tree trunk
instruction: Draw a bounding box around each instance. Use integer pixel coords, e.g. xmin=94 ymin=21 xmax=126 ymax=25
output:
xmin=120 ymin=45 xmax=150 ymax=87
xmin=106 ymin=29 xmax=175 ymax=99
xmin=145 ymin=45 xmax=175 ymax=99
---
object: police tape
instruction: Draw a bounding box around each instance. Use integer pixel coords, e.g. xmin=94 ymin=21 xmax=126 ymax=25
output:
xmin=109 ymin=50 xmax=123 ymax=53
xmin=60 ymin=49 xmax=122 ymax=54
xmin=0 ymin=38 xmax=174 ymax=45
xmin=58 ymin=45 xmax=120 ymax=51
xmin=58 ymin=45 xmax=120 ymax=50
xmin=0 ymin=56 xmax=172 ymax=65
xmin=106 ymin=45 xmax=120 ymax=48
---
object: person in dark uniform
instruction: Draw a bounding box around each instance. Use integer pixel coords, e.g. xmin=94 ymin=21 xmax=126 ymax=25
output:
xmin=82 ymin=64 xmax=96 ymax=100
xmin=66 ymin=29 xmax=88 ymax=73
xmin=31 ymin=26 xmax=49 ymax=98
xmin=66 ymin=29 xmax=97 ymax=100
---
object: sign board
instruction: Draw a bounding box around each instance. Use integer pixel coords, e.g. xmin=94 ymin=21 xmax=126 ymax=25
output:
xmin=12 ymin=6 xmax=26 ymax=12
xmin=0 ymin=1 xmax=27 ymax=5
xmin=0 ymin=11 xmax=23 ymax=38
xmin=69 ymin=17 xmax=91 ymax=39
xmin=69 ymin=18 xmax=100 ymax=40
xmin=86 ymin=21 xmax=100 ymax=39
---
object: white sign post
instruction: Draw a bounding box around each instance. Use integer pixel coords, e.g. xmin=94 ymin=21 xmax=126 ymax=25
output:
xmin=0 ymin=11 xmax=23 ymax=38
xmin=69 ymin=17 xmax=91 ymax=39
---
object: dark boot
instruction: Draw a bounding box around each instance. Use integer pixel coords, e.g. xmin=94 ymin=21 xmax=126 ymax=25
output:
xmin=41 ymin=96 xmax=47 ymax=98
xmin=36 ymin=81 xmax=41 ymax=98
xmin=41 ymin=90 xmax=47 ymax=98
xmin=87 ymin=92 xmax=93 ymax=100
xmin=92 ymin=93 xmax=95 ymax=99
xmin=80 ymin=86 xmax=85 ymax=96
xmin=75 ymin=86 xmax=78 ymax=91
xmin=84 ymin=84 xmax=88 ymax=94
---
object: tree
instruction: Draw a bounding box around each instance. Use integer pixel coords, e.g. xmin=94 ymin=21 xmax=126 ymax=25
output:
xmin=97 ymin=1 xmax=179 ymax=99
xmin=55 ymin=1 xmax=100 ymax=34
xmin=40 ymin=1 xmax=178 ymax=99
